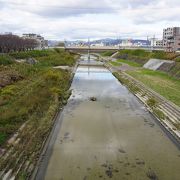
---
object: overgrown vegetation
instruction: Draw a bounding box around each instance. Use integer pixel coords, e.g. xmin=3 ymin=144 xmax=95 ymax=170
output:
xmin=147 ymin=97 xmax=158 ymax=108
xmin=0 ymin=55 xmax=15 ymax=65
xmin=117 ymin=49 xmax=179 ymax=61
xmin=0 ymin=49 xmax=76 ymax=146
xmin=9 ymin=49 xmax=53 ymax=59
xmin=153 ymin=109 xmax=165 ymax=120
xmin=0 ymin=49 xmax=77 ymax=179
xmin=168 ymin=62 xmax=180 ymax=78
xmin=127 ymin=69 xmax=180 ymax=106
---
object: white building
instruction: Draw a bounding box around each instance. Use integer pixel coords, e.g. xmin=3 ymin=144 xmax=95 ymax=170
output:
xmin=121 ymin=39 xmax=133 ymax=46
xmin=155 ymin=40 xmax=163 ymax=47
xmin=149 ymin=38 xmax=163 ymax=47
xmin=22 ymin=33 xmax=47 ymax=49
xmin=163 ymin=27 xmax=180 ymax=52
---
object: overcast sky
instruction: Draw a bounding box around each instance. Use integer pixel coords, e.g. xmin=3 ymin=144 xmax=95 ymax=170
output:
xmin=0 ymin=0 xmax=179 ymax=40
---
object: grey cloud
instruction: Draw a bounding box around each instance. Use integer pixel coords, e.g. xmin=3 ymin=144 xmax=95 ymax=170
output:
xmin=36 ymin=6 xmax=114 ymax=18
xmin=3 ymin=0 xmax=116 ymax=18
xmin=132 ymin=11 xmax=180 ymax=24
xmin=110 ymin=0 xmax=157 ymax=8
xmin=34 ymin=0 xmax=115 ymax=18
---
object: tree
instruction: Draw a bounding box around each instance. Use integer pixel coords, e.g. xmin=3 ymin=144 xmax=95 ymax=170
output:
xmin=0 ymin=34 xmax=39 ymax=53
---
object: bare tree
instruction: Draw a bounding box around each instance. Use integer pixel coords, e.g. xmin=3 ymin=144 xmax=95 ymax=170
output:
xmin=0 ymin=34 xmax=39 ymax=53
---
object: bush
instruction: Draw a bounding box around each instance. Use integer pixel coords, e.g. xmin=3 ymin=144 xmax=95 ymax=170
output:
xmin=0 ymin=133 xmax=7 ymax=145
xmin=0 ymin=55 xmax=14 ymax=65
xmin=44 ymin=70 xmax=61 ymax=82
xmin=9 ymin=50 xmax=52 ymax=59
xmin=119 ymin=49 xmax=151 ymax=57
xmin=0 ymin=49 xmax=75 ymax=147
xmin=147 ymin=97 xmax=158 ymax=108
xmin=0 ymin=85 xmax=16 ymax=96
xmin=153 ymin=109 xmax=165 ymax=120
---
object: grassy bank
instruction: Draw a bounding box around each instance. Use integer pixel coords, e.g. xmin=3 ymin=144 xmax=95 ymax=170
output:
xmin=127 ymin=69 xmax=180 ymax=106
xmin=101 ymin=50 xmax=116 ymax=57
xmin=110 ymin=61 xmax=122 ymax=66
xmin=117 ymin=49 xmax=179 ymax=61
xmin=117 ymin=59 xmax=141 ymax=67
xmin=0 ymin=49 xmax=76 ymax=145
xmin=0 ymin=49 xmax=77 ymax=178
xmin=103 ymin=49 xmax=179 ymax=66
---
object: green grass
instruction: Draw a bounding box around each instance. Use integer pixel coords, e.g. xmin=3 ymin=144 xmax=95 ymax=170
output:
xmin=0 ymin=55 xmax=15 ymax=65
xmin=0 ymin=49 xmax=76 ymax=146
xmin=9 ymin=49 xmax=53 ymax=59
xmin=153 ymin=109 xmax=165 ymax=120
xmin=101 ymin=51 xmax=116 ymax=57
xmin=0 ymin=49 xmax=78 ymax=178
xmin=117 ymin=59 xmax=141 ymax=67
xmin=110 ymin=61 xmax=122 ymax=66
xmin=119 ymin=49 xmax=151 ymax=57
xmin=118 ymin=49 xmax=178 ymax=60
xmin=175 ymin=57 xmax=180 ymax=62
xmin=127 ymin=69 xmax=180 ymax=106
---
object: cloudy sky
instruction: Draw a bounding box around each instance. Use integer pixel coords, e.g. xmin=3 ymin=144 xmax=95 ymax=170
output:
xmin=0 ymin=0 xmax=179 ymax=40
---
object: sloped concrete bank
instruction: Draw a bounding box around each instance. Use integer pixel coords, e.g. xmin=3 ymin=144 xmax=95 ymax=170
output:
xmin=108 ymin=65 xmax=180 ymax=146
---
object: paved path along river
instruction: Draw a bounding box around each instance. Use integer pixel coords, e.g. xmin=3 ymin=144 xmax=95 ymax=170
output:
xmin=40 ymin=55 xmax=180 ymax=180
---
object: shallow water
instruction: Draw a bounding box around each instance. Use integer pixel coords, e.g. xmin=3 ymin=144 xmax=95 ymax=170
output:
xmin=44 ymin=56 xmax=180 ymax=180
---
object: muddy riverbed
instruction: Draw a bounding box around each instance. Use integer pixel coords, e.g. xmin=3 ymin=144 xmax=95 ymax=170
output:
xmin=39 ymin=55 xmax=180 ymax=180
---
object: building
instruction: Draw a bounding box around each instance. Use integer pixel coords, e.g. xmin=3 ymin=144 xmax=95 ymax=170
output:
xmin=163 ymin=27 xmax=180 ymax=52
xmin=121 ymin=39 xmax=133 ymax=46
xmin=22 ymin=33 xmax=47 ymax=49
xmin=155 ymin=40 xmax=163 ymax=47
xmin=149 ymin=38 xmax=163 ymax=47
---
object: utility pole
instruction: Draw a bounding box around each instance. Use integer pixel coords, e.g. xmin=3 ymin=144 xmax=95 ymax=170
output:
xmin=64 ymin=39 xmax=66 ymax=50
xmin=152 ymin=34 xmax=155 ymax=51
xmin=147 ymin=36 xmax=149 ymax=49
xmin=88 ymin=38 xmax=90 ymax=62
xmin=118 ymin=36 xmax=121 ymax=50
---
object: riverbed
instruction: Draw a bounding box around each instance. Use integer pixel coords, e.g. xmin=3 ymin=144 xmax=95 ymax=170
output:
xmin=42 ymin=55 xmax=180 ymax=180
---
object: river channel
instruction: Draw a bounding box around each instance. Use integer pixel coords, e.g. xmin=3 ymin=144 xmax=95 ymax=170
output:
xmin=41 ymin=55 xmax=180 ymax=180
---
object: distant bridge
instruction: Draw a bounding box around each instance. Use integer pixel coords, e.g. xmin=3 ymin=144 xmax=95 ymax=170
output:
xmin=63 ymin=46 xmax=164 ymax=53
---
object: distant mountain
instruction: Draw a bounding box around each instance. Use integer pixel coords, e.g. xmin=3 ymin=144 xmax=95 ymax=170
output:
xmin=66 ymin=38 xmax=150 ymax=46
xmin=48 ymin=40 xmax=60 ymax=47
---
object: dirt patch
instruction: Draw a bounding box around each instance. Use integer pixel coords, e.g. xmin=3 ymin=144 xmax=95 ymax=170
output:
xmin=0 ymin=70 xmax=23 ymax=88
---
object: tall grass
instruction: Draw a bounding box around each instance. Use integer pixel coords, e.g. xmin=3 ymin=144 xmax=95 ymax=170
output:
xmin=0 ymin=49 xmax=76 ymax=146
xmin=0 ymin=55 xmax=14 ymax=65
xmin=9 ymin=49 xmax=53 ymax=59
xmin=127 ymin=69 xmax=180 ymax=106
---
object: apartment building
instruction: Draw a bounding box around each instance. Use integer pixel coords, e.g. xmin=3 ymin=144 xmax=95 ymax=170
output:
xmin=155 ymin=40 xmax=163 ymax=47
xmin=163 ymin=27 xmax=180 ymax=52
xmin=22 ymin=33 xmax=47 ymax=49
xmin=149 ymin=38 xmax=163 ymax=47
